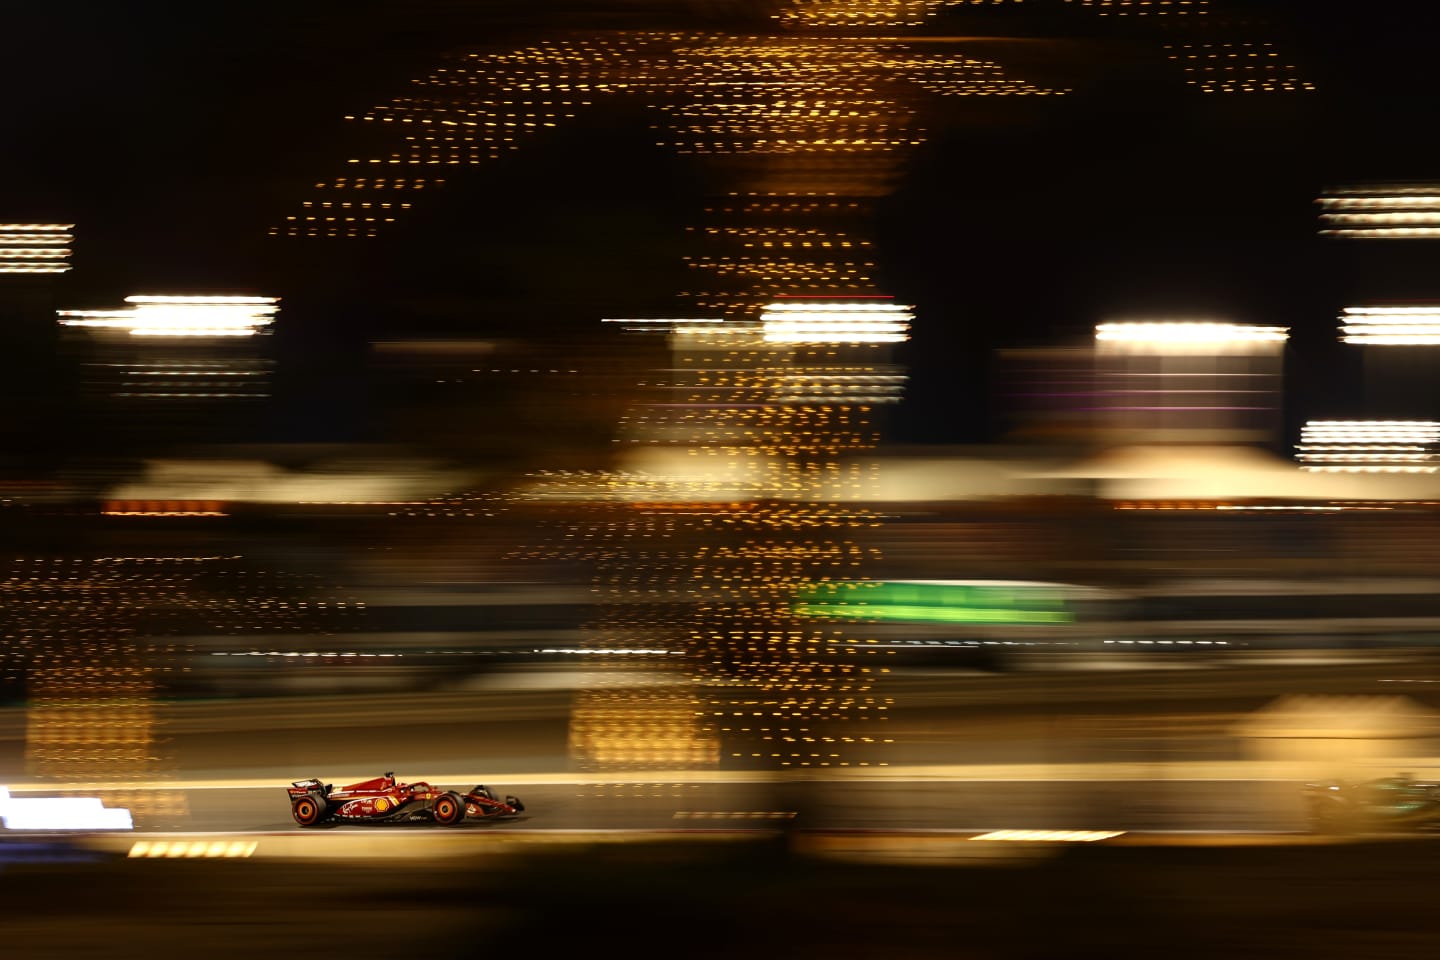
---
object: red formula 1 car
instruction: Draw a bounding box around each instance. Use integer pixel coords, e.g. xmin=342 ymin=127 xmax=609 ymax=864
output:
xmin=287 ymin=772 xmax=524 ymax=827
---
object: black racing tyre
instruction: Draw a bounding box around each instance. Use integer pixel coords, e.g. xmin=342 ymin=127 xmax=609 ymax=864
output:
xmin=292 ymin=795 xmax=326 ymax=827
xmin=432 ymin=791 xmax=465 ymax=826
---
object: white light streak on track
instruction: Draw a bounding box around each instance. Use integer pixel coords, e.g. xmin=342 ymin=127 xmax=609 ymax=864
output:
xmin=971 ymin=829 xmax=1124 ymax=842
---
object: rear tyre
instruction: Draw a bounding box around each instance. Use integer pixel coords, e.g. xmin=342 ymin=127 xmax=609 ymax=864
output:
xmin=292 ymin=796 xmax=326 ymax=827
xmin=432 ymin=791 xmax=465 ymax=826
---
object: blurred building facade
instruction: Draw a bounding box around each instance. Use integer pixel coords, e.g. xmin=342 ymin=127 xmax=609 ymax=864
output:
xmin=996 ymin=321 xmax=1291 ymax=451
xmin=0 ymin=224 xmax=72 ymax=475
xmin=56 ymin=295 xmax=279 ymax=457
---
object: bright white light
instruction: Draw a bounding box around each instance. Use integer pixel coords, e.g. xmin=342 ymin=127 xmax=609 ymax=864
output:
xmin=1095 ymin=322 xmax=1289 ymax=345
xmin=1339 ymin=334 xmax=1440 ymax=344
xmin=0 ymin=224 xmax=73 ymax=274
xmin=1297 ymin=420 xmax=1440 ymax=473
xmin=0 ymin=247 xmax=69 ymax=257
xmin=1318 ymin=195 xmax=1440 ymax=208
xmin=0 ymin=786 xmax=133 ymax=830
xmin=125 ymin=296 xmax=279 ymax=305
xmin=1340 ymin=306 xmax=1440 ymax=344
xmin=58 ymin=295 xmax=279 ymax=337
xmin=128 ymin=327 xmax=262 ymax=338
xmin=1322 ymin=213 xmax=1440 ymax=224
xmin=1343 ymin=307 xmax=1440 ymax=316
xmin=1319 ymin=186 xmax=1440 ymax=236
xmin=1300 ymin=419 xmax=1440 ymax=442
xmin=970 ymin=830 xmax=1124 ymax=842
xmin=1322 ymin=228 xmax=1440 ymax=238
xmin=764 ymin=323 xmax=908 ymax=343
xmin=760 ymin=300 xmax=911 ymax=343
xmin=763 ymin=301 xmax=912 ymax=314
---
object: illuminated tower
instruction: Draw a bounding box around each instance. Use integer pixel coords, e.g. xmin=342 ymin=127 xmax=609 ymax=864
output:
xmin=562 ymin=301 xmax=910 ymax=774
xmin=266 ymin=24 xmax=1068 ymax=245
xmin=692 ymin=301 xmax=909 ymax=770
xmin=259 ymin=0 xmax=1313 ymax=251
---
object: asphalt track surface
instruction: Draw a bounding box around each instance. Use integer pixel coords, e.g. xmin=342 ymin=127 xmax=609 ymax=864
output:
xmin=7 ymin=655 xmax=1439 ymax=839
xmin=8 ymin=659 xmax=1440 ymax=959
xmin=10 ymin=831 xmax=1440 ymax=960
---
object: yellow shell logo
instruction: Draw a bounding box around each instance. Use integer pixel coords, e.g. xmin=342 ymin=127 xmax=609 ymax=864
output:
xmin=375 ymin=798 xmax=390 ymax=813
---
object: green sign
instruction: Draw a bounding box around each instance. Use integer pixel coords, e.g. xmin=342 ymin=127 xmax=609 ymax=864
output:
xmin=791 ymin=580 xmax=1075 ymax=625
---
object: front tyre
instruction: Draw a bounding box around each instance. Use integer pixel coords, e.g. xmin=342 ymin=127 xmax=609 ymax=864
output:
xmin=292 ymin=795 xmax=327 ymax=827
xmin=432 ymin=791 xmax=466 ymax=826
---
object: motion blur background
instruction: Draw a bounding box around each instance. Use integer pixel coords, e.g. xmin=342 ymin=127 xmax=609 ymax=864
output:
xmin=5 ymin=1 xmax=1440 ymax=956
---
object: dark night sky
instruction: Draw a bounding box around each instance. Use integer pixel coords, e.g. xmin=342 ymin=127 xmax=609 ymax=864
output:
xmin=5 ymin=1 xmax=1440 ymax=451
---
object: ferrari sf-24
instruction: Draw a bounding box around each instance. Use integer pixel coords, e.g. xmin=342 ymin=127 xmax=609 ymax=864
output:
xmin=287 ymin=772 xmax=524 ymax=827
